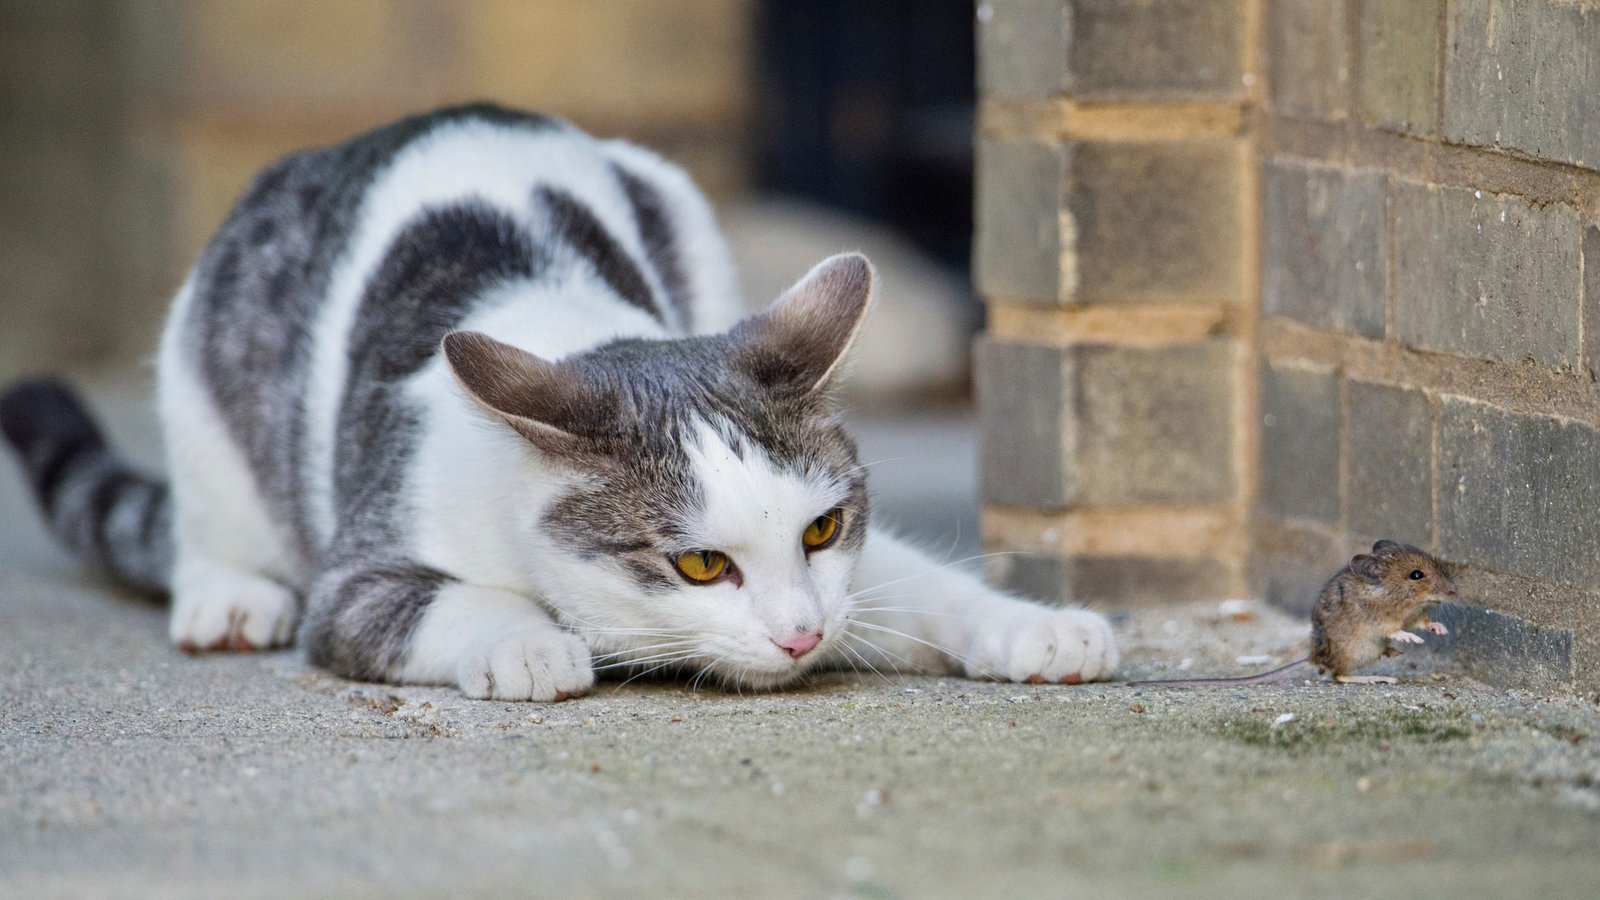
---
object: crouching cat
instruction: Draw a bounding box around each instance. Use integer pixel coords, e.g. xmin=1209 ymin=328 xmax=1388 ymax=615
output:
xmin=0 ymin=104 xmax=1117 ymax=700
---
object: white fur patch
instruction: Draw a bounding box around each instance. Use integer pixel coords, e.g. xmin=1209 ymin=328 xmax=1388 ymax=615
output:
xmin=680 ymin=420 xmax=847 ymax=557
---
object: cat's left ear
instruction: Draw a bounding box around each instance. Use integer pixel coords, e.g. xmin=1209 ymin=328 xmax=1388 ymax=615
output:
xmin=440 ymin=330 xmax=590 ymax=456
xmin=732 ymin=252 xmax=874 ymax=397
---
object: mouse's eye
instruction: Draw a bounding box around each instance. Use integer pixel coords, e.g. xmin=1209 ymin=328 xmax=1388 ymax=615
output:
xmin=1408 ymin=569 xmax=1425 ymax=580
xmin=674 ymin=550 xmax=729 ymax=583
xmin=802 ymin=508 xmax=844 ymax=551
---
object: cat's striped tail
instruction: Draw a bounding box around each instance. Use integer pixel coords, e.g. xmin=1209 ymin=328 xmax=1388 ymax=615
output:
xmin=0 ymin=378 xmax=172 ymax=595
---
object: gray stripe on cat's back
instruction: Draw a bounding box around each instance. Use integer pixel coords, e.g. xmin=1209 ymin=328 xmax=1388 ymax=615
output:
xmin=537 ymin=186 xmax=663 ymax=323
xmin=182 ymin=104 xmax=561 ymax=566
xmin=611 ymin=163 xmax=691 ymax=329
xmin=333 ymin=202 xmax=545 ymax=551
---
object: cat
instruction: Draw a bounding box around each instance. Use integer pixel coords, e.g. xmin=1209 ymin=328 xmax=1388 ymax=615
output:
xmin=0 ymin=104 xmax=1117 ymax=700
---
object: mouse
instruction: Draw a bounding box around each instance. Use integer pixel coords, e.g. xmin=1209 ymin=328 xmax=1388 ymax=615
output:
xmin=1128 ymin=540 xmax=1456 ymax=687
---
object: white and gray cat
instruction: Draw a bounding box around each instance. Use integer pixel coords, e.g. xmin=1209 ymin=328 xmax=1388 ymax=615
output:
xmin=0 ymin=104 xmax=1117 ymax=701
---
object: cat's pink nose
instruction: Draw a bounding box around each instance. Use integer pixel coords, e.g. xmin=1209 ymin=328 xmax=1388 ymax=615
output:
xmin=775 ymin=631 xmax=822 ymax=659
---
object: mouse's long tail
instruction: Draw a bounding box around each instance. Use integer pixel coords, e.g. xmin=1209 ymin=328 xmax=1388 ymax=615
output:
xmin=0 ymin=378 xmax=172 ymax=596
xmin=1125 ymin=657 xmax=1315 ymax=687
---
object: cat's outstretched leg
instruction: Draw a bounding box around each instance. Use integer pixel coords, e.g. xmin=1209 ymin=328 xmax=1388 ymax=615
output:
xmin=305 ymin=562 xmax=594 ymax=701
xmin=840 ymin=529 xmax=1119 ymax=683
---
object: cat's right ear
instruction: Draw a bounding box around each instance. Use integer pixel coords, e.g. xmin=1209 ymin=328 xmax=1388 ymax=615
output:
xmin=440 ymin=330 xmax=586 ymax=456
xmin=733 ymin=252 xmax=874 ymax=398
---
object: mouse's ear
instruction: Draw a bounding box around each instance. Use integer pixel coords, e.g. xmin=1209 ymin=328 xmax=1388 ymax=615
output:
xmin=1372 ymin=539 xmax=1401 ymax=553
xmin=1350 ymin=554 xmax=1384 ymax=584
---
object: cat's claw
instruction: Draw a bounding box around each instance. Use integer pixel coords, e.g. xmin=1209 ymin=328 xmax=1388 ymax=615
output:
xmin=457 ymin=627 xmax=594 ymax=702
xmin=966 ymin=607 xmax=1118 ymax=684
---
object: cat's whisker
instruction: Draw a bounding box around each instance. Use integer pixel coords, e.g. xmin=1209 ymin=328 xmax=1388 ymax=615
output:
xmin=609 ymin=651 xmax=705 ymax=689
xmin=846 ymin=550 xmax=1030 ymax=604
xmin=588 ymin=636 xmax=698 ymax=657
xmin=834 ymin=634 xmax=898 ymax=685
xmin=840 ymin=628 xmax=918 ymax=675
xmin=847 ymin=618 xmax=981 ymax=672
xmin=558 ymin=613 xmax=686 ymax=640
xmin=857 ymin=455 xmax=905 ymax=472
xmin=591 ymin=647 xmax=700 ymax=672
xmin=688 ymin=655 xmax=732 ymax=694
xmin=846 ymin=595 xmax=971 ymax=619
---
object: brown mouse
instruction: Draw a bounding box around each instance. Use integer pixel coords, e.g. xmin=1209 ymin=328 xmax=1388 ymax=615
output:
xmin=1128 ymin=540 xmax=1456 ymax=687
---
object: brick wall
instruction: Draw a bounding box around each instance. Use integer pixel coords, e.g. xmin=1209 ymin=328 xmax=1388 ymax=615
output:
xmin=975 ymin=0 xmax=1256 ymax=611
xmin=976 ymin=0 xmax=1600 ymax=692
xmin=0 ymin=0 xmax=752 ymax=380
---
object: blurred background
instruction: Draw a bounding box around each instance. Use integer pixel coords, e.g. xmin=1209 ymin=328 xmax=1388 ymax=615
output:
xmin=0 ymin=0 xmax=987 ymax=560
xmin=0 ymin=0 xmax=979 ymax=389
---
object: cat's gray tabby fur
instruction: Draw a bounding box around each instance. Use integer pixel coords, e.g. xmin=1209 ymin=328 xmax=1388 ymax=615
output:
xmin=0 ymin=104 xmax=1117 ymax=699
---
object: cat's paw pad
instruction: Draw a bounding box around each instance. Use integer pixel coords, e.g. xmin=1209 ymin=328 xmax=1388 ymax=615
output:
xmin=458 ymin=628 xmax=594 ymax=702
xmin=966 ymin=608 xmax=1119 ymax=684
xmin=170 ymin=570 xmax=297 ymax=652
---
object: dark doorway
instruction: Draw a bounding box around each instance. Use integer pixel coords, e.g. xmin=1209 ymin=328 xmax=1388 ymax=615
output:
xmin=751 ymin=0 xmax=975 ymax=275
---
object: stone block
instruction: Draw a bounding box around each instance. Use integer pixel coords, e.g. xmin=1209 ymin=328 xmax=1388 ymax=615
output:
xmin=1444 ymin=0 xmax=1600 ymax=172
xmin=988 ymin=552 xmax=1072 ymax=604
xmin=977 ymin=0 xmax=1068 ymax=99
xmin=1074 ymin=341 xmax=1235 ymax=505
xmin=1065 ymin=0 xmax=1245 ymax=101
xmin=1430 ymin=602 xmax=1573 ymax=692
xmin=1261 ymin=159 xmax=1387 ymax=337
xmin=974 ymin=338 xmax=1073 ymax=510
xmin=1392 ymin=181 xmax=1582 ymax=368
xmin=975 ymin=338 xmax=1235 ymax=510
xmin=1438 ymin=399 xmax=1600 ymax=587
xmin=1252 ymin=531 xmax=1343 ymax=617
xmin=1265 ymin=0 xmax=1347 ymax=119
xmin=1071 ymin=140 xmax=1244 ymax=304
xmin=1067 ymin=555 xmax=1233 ymax=606
xmin=1260 ymin=364 xmax=1339 ymax=524
xmin=988 ymin=552 xmax=1233 ymax=607
xmin=975 ymin=137 xmax=1066 ymax=303
xmin=1358 ymin=0 xmax=1440 ymax=136
xmin=1345 ymin=381 xmax=1431 ymax=543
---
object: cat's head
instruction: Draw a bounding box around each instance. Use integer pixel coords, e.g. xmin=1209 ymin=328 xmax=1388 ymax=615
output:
xmin=442 ymin=253 xmax=873 ymax=689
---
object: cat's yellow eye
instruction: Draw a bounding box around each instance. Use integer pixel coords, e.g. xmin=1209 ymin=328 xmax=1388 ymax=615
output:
xmin=802 ymin=508 xmax=844 ymax=550
xmin=674 ymin=550 xmax=729 ymax=583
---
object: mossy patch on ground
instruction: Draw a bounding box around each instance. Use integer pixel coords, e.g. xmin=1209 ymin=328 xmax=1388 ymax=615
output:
xmin=1209 ymin=708 xmax=1475 ymax=755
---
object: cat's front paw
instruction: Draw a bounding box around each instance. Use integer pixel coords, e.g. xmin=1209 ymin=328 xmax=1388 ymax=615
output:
xmin=170 ymin=566 xmax=297 ymax=652
xmin=457 ymin=626 xmax=595 ymax=702
xmin=965 ymin=607 xmax=1119 ymax=684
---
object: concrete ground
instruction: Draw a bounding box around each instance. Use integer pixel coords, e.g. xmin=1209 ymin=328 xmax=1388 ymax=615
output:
xmin=3 ymin=377 xmax=1600 ymax=899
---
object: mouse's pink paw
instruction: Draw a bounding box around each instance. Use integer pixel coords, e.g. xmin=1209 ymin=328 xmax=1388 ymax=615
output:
xmin=1425 ymin=621 xmax=1448 ymax=635
xmin=1388 ymin=630 xmax=1426 ymax=644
